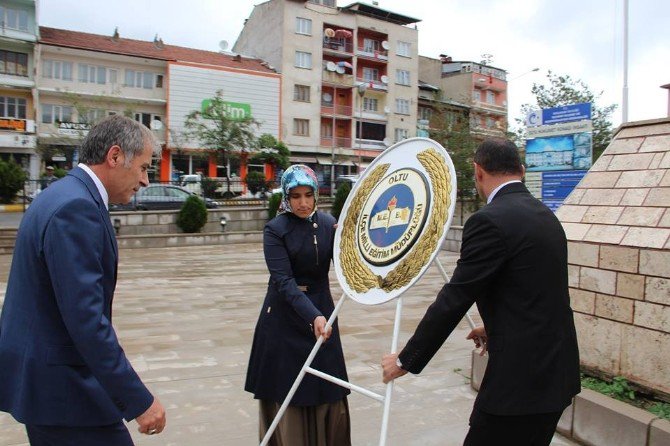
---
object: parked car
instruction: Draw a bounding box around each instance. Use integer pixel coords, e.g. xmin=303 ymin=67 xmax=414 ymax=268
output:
xmin=110 ymin=184 xmax=219 ymax=211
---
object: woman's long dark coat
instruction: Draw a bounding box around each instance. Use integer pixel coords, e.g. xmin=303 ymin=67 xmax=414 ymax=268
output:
xmin=245 ymin=211 xmax=350 ymax=406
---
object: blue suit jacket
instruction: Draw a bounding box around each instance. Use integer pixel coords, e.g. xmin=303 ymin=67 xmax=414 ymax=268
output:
xmin=0 ymin=167 xmax=153 ymax=426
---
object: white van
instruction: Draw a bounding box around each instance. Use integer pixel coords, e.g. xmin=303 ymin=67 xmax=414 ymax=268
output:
xmin=180 ymin=174 xmax=202 ymax=195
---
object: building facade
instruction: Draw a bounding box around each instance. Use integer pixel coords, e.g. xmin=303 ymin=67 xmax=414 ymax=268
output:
xmin=35 ymin=26 xmax=279 ymax=184
xmin=0 ymin=0 xmax=38 ymax=182
xmin=419 ymin=55 xmax=508 ymax=141
xmin=233 ymin=0 xmax=420 ymax=188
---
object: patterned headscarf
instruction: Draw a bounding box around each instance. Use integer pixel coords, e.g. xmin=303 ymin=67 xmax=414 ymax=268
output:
xmin=277 ymin=164 xmax=319 ymax=218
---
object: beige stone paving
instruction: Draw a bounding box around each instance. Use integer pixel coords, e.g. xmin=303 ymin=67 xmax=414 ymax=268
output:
xmin=0 ymin=244 xmax=577 ymax=445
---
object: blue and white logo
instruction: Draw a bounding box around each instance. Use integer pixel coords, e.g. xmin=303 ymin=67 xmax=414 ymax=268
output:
xmin=357 ymin=168 xmax=430 ymax=266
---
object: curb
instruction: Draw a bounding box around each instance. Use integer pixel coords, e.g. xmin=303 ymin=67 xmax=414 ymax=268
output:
xmin=0 ymin=204 xmax=27 ymax=213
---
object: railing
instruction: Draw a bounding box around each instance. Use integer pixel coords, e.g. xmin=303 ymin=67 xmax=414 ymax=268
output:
xmin=355 ymin=77 xmax=388 ymax=91
xmin=321 ymin=70 xmax=354 ymax=86
xmin=356 ymin=46 xmax=388 ymax=61
xmin=322 ymin=38 xmax=353 ymax=53
xmin=320 ymin=136 xmax=352 ymax=148
xmin=320 ymin=102 xmax=353 ymax=116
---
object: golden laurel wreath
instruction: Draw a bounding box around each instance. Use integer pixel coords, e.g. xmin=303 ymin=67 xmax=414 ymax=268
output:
xmin=340 ymin=148 xmax=452 ymax=293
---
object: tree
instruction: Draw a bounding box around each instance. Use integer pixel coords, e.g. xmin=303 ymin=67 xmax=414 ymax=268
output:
xmin=428 ymin=99 xmax=481 ymax=222
xmin=515 ymin=71 xmax=617 ymax=161
xmin=0 ymin=156 xmax=28 ymax=203
xmin=249 ymin=134 xmax=290 ymax=175
xmin=184 ymin=90 xmax=260 ymax=194
xmin=331 ymin=181 xmax=351 ymax=221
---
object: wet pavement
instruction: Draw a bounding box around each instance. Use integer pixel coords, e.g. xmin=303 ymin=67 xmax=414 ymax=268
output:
xmin=0 ymin=244 xmax=578 ymax=445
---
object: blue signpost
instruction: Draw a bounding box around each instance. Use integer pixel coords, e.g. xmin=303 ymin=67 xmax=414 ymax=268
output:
xmin=540 ymin=170 xmax=587 ymax=211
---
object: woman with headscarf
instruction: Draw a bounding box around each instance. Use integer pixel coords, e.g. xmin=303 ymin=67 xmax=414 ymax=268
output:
xmin=245 ymin=165 xmax=351 ymax=446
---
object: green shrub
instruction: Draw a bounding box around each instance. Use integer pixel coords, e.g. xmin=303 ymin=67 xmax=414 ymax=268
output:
xmin=201 ymin=176 xmax=218 ymax=198
xmin=176 ymin=195 xmax=208 ymax=233
xmin=268 ymin=192 xmax=282 ymax=220
xmin=331 ymin=181 xmax=351 ymax=220
xmin=245 ymin=171 xmax=267 ymax=195
xmin=0 ymin=156 xmax=27 ymax=204
xmin=54 ymin=167 xmax=67 ymax=178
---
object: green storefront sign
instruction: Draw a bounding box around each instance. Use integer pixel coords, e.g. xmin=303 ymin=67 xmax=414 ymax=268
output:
xmin=201 ymin=99 xmax=252 ymax=120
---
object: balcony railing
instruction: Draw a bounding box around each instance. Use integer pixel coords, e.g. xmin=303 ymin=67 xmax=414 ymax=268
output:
xmin=355 ymin=77 xmax=388 ymax=92
xmin=321 ymin=70 xmax=354 ymax=87
xmin=356 ymin=46 xmax=388 ymax=61
xmin=320 ymin=102 xmax=353 ymax=116
xmin=320 ymin=136 xmax=352 ymax=148
xmin=322 ymin=38 xmax=353 ymax=53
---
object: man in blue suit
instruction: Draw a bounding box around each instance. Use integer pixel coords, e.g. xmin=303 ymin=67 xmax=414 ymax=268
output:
xmin=0 ymin=115 xmax=166 ymax=445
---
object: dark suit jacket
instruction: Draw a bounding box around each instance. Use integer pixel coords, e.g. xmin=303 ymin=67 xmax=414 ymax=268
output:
xmin=399 ymin=182 xmax=580 ymax=416
xmin=0 ymin=167 xmax=153 ymax=426
xmin=245 ymin=211 xmax=350 ymax=406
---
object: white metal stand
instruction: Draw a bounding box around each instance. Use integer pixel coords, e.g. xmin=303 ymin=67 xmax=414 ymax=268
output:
xmin=260 ymin=257 xmax=476 ymax=446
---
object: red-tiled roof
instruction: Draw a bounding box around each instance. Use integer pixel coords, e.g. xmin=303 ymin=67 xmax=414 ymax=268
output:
xmin=39 ymin=26 xmax=276 ymax=74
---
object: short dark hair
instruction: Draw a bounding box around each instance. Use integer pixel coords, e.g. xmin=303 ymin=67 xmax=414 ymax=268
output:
xmin=473 ymin=138 xmax=524 ymax=175
xmin=79 ymin=115 xmax=157 ymax=166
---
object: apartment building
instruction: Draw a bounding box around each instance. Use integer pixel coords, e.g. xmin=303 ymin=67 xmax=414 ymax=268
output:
xmin=233 ymin=0 xmax=420 ymax=186
xmin=36 ymin=27 xmax=279 ymax=183
xmin=416 ymin=80 xmax=469 ymax=139
xmin=0 ymin=0 xmax=38 ymax=179
xmin=419 ymin=55 xmax=508 ymax=140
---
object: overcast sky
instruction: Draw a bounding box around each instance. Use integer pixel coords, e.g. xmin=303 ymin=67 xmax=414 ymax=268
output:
xmin=39 ymin=0 xmax=669 ymax=129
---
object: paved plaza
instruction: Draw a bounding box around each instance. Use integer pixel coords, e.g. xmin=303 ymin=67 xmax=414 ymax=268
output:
xmin=0 ymin=244 xmax=578 ymax=445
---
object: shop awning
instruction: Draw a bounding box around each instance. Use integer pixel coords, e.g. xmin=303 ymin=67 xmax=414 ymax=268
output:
xmin=289 ymin=155 xmax=318 ymax=164
xmin=316 ymin=156 xmax=356 ymax=167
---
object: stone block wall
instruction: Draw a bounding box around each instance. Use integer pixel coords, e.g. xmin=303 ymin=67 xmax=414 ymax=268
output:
xmin=556 ymin=118 xmax=670 ymax=397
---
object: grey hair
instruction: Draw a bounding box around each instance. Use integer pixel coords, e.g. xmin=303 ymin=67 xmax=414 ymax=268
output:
xmin=78 ymin=115 xmax=159 ymax=166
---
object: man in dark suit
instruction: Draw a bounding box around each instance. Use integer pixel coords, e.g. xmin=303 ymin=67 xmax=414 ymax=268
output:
xmin=382 ymin=138 xmax=580 ymax=445
xmin=0 ymin=115 xmax=166 ymax=445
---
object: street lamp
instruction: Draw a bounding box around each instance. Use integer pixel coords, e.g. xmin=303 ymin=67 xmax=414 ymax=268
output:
xmin=113 ymin=218 xmax=121 ymax=235
xmin=508 ymin=67 xmax=539 ymax=82
xmin=356 ymin=82 xmax=367 ymax=174
xmin=220 ymin=216 xmax=227 ymax=232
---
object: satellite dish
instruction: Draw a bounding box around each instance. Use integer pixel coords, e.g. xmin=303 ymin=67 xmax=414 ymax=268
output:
xmin=322 ymin=92 xmax=333 ymax=102
xmin=380 ymin=75 xmax=389 ymax=84
xmin=383 ymin=106 xmax=391 ymax=114
xmin=326 ymin=61 xmax=336 ymax=71
xmin=335 ymin=65 xmax=345 ymax=74
xmin=324 ymin=28 xmax=335 ymax=38
xmin=150 ymin=119 xmax=163 ymax=130
xmin=381 ymin=40 xmax=389 ymax=50
xmin=383 ymin=137 xmax=392 ymax=146
xmin=219 ymin=40 xmax=229 ymax=51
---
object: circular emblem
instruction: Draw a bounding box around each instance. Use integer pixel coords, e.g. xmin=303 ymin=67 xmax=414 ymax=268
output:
xmin=334 ymin=137 xmax=458 ymax=305
xmin=357 ymin=168 xmax=430 ymax=266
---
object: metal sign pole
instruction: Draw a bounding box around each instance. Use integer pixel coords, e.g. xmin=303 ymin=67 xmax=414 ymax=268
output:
xmin=433 ymin=258 xmax=476 ymax=330
xmin=379 ymin=295 xmax=403 ymax=446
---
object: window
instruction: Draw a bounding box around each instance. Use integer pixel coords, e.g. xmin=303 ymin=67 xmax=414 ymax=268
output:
xmin=109 ymin=69 xmax=118 ymax=84
xmin=308 ymin=0 xmax=335 ymax=6
xmin=418 ymin=107 xmax=432 ymax=121
xmin=0 ymin=96 xmax=27 ymax=119
xmin=296 ymin=17 xmax=312 ymax=35
xmin=155 ymin=74 xmax=163 ymax=88
xmin=362 ymin=67 xmax=379 ymax=82
xmin=363 ymin=38 xmax=379 ymax=53
xmin=395 ymin=99 xmax=410 ymax=115
xmin=84 ymin=109 xmax=107 ymax=124
xmin=293 ymin=119 xmax=309 ymax=136
xmin=396 ymin=69 xmax=410 ymax=86
xmin=472 ymin=90 xmax=481 ymax=102
xmin=486 ymin=90 xmax=495 ymax=104
xmin=0 ymin=50 xmax=28 ymax=76
xmin=486 ymin=117 xmax=497 ymax=128
xmin=42 ymin=59 xmax=73 ymax=81
xmin=396 ymin=41 xmax=411 ymax=57
xmin=363 ymin=97 xmax=378 ymax=112
xmin=394 ymin=128 xmax=409 ymax=143
xmin=0 ymin=7 xmax=29 ymax=32
xmin=78 ymin=64 xmax=107 ymax=84
xmin=294 ymin=85 xmax=310 ymax=102
xmin=42 ymin=104 xmax=74 ymax=124
xmin=294 ymin=51 xmax=312 ymax=69
xmin=135 ymin=113 xmax=162 ymax=129
xmin=124 ymin=69 xmax=156 ymax=88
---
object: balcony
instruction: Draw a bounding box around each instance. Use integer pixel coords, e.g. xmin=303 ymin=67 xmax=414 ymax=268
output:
xmin=320 ymin=136 xmax=352 ymax=148
xmin=356 ymin=46 xmax=388 ymax=62
xmin=322 ymin=70 xmax=354 ymax=87
xmin=322 ymin=38 xmax=353 ymax=55
xmin=321 ymin=102 xmax=353 ymax=117
xmin=356 ymin=77 xmax=388 ymax=92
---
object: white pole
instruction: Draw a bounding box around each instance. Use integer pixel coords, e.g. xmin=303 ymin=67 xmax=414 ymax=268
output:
xmin=622 ymin=0 xmax=629 ymax=123
xmin=379 ymin=295 xmax=404 ymax=446
xmin=259 ymin=293 xmax=347 ymax=446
